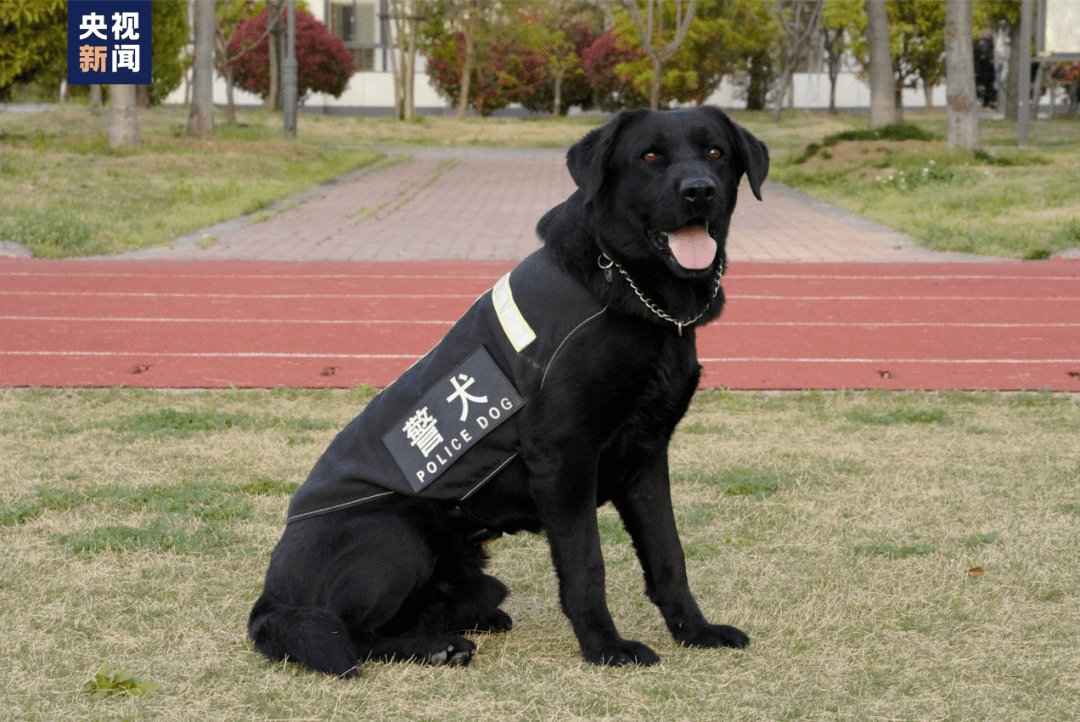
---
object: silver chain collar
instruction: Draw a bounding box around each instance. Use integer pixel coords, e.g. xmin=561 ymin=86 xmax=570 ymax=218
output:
xmin=598 ymin=253 xmax=724 ymax=335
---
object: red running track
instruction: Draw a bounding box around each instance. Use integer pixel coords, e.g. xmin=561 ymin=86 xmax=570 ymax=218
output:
xmin=2 ymin=257 xmax=1079 ymax=391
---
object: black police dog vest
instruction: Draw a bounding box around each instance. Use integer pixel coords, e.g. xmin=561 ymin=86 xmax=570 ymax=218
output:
xmin=286 ymin=249 xmax=606 ymax=524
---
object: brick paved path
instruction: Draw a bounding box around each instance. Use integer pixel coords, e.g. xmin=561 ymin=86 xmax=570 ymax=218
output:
xmin=158 ymin=147 xmax=991 ymax=264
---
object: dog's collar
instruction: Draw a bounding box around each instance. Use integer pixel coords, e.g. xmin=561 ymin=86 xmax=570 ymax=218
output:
xmin=597 ymin=253 xmax=724 ymax=335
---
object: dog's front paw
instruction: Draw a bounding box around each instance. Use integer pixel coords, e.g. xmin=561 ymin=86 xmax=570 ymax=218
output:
xmin=674 ymin=622 xmax=749 ymax=650
xmin=420 ymin=635 xmax=477 ymax=666
xmin=582 ymin=637 xmax=660 ymax=667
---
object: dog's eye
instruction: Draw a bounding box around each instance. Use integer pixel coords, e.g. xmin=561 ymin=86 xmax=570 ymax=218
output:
xmin=708 ymin=147 xmax=724 ymax=160
xmin=642 ymin=151 xmax=660 ymax=163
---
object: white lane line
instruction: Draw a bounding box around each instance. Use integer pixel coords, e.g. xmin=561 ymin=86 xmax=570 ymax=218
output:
xmin=715 ymin=322 xmax=1080 ymax=328
xmin=3 ymin=317 xmax=1078 ymax=329
xmin=3 ymin=271 xmax=1075 ymax=282
xmin=699 ymin=357 xmax=1080 ymax=364
xmin=3 ymin=352 xmax=1077 ymax=364
xmin=0 ymin=291 xmax=477 ymax=299
xmin=727 ymin=295 xmax=1080 ymax=301
xmin=1 ymin=351 xmax=419 ymax=359
xmin=730 ymin=275 xmax=1080 ymax=281
xmin=0 ymin=272 xmax=506 ymax=281
xmin=3 ymin=291 xmax=1077 ymax=301
xmin=0 ymin=316 xmax=455 ymax=324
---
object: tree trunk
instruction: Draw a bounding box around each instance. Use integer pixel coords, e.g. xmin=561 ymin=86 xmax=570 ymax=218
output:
xmin=265 ymin=0 xmax=284 ymax=111
xmin=110 ymin=85 xmax=140 ymax=151
xmin=216 ymin=30 xmax=236 ymax=124
xmin=945 ymin=0 xmax=980 ymax=151
xmin=747 ymin=50 xmax=770 ymax=110
xmin=187 ymin=0 xmax=215 ymax=139
xmin=90 ymin=84 xmax=103 ymax=116
xmin=825 ymin=27 xmax=842 ymax=114
xmin=388 ymin=6 xmax=404 ymax=119
xmin=268 ymin=29 xmax=281 ymax=110
xmin=650 ymin=56 xmax=663 ymax=111
xmin=866 ymin=0 xmax=897 ymax=128
xmin=225 ymin=62 xmax=237 ymax=124
xmin=1004 ymin=19 xmax=1020 ymax=121
xmin=772 ymin=66 xmax=794 ymax=120
xmin=553 ymin=70 xmax=564 ymax=116
xmin=924 ymin=81 xmax=933 ymax=108
xmin=405 ymin=15 xmax=418 ymax=121
xmin=457 ymin=19 xmax=475 ymax=120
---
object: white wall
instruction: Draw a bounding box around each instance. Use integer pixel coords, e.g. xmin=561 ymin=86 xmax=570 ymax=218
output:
xmin=166 ymin=70 xmax=952 ymax=114
xmin=702 ymin=72 xmax=946 ymax=112
xmin=161 ymin=71 xmax=448 ymax=112
xmin=307 ymin=71 xmax=445 ymax=110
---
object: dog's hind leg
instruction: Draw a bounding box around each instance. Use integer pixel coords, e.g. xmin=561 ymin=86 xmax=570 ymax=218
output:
xmin=396 ymin=549 xmax=513 ymax=636
xmin=344 ymin=568 xmax=509 ymax=667
xmin=414 ymin=543 xmax=516 ymax=634
xmin=453 ymin=572 xmax=513 ymax=634
xmin=251 ymin=500 xmax=513 ymax=675
xmin=435 ymin=571 xmax=513 ymax=635
xmin=248 ymin=592 xmax=361 ymax=678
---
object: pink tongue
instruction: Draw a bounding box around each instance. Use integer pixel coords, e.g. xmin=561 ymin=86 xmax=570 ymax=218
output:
xmin=668 ymin=226 xmax=716 ymax=269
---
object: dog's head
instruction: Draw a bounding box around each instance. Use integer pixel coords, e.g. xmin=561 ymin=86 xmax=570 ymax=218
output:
xmin=565 ymin=107 xmax=768 ymax=281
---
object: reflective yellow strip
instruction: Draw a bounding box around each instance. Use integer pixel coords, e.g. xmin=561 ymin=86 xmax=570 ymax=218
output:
xmin=492 ymin=272 xmax=536 ymax=353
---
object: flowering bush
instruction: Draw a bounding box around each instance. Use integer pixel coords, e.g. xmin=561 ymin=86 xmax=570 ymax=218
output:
xmin=873 ymin=160 xmax=979 ymax=191
xmin=425 ymin=27 xmax=545 ymax=116
xmin=517 ymin=21 xmax=600 ymax=115
xmin=228 ymin=9 xmax=352 ymax=100
xmin=580 ymin=28 xmax=647 ymax=111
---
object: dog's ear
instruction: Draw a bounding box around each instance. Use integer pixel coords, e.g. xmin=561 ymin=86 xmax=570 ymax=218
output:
xmin=736 ymin=125 xmax=770 ymax=201
xmin=701 ymin=107 xmax=770 ymax=201
xmin=566 ymin=110 xmax=646 ymax=203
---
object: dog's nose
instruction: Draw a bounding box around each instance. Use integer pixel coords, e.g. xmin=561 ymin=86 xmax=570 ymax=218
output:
xmin=679 ymin=177 xmax=717 ymax=203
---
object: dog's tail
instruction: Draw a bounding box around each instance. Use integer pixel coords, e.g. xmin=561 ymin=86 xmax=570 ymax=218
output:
xmin=248 ymin=592 xmax=360 ymax=678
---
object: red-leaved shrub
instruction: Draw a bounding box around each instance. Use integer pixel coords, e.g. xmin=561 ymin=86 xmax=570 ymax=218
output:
xmin=228 ymin=9 xmax=353 ymax=99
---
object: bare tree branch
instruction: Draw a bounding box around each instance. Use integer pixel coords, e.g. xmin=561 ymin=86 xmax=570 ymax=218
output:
xmin=765 ymin=0 xmax=825 ymax=120
xmin=622 ymin=0 xmax=698 ymax=109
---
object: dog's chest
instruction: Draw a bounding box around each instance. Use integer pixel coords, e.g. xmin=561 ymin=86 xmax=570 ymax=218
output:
xmin=594 ymin=329 xmax=700 ymax=455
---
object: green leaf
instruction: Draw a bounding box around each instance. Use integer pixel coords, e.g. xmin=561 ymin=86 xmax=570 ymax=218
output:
xmin=81 ymin=663 xmax=158 ymax=700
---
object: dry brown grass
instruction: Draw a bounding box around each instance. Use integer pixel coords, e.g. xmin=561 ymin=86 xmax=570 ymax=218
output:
xmin=2 ymin=387 xmax=1078 ymax=721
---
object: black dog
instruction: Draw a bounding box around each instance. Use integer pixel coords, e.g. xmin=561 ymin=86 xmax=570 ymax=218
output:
xmin=249 ymin=106 xmax=769 ymax=677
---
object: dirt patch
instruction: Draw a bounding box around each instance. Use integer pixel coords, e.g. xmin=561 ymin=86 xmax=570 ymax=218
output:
xmin=798 ymin=139 xmax=945 ymax=171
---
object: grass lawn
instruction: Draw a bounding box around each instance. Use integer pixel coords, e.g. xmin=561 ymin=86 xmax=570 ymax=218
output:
xmin=2 ymin=387 xmax=1078 ymax=721
xmin=766 ymin=108 xmax=1080 ymax=260
xmin=0 ymin=105 xmax=384 ymax=258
